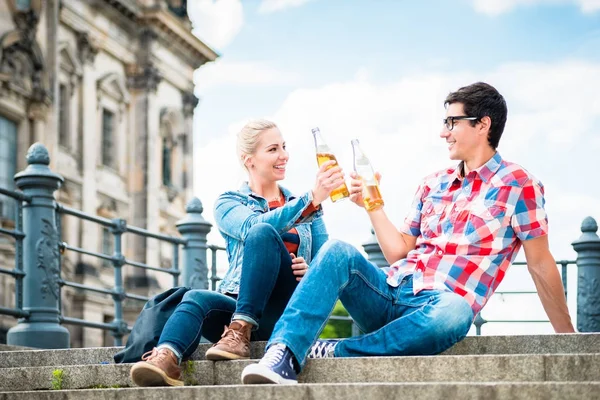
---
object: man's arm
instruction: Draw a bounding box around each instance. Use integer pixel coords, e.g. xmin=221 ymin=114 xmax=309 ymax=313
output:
xmin=368 ymin=208 xmax=417 ymax=264
xmin=522 ymin=235 xmax=575 ymax=333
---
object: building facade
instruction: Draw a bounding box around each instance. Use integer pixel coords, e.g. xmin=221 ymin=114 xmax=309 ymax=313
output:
xmin=0 ymin=0 xmax=217 ymax=347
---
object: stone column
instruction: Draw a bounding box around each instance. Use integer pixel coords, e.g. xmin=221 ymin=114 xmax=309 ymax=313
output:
xmin=76 ymin=31 xmax=99 ymax=278
xmin=125 ymin=28 xmax=163 ymax=289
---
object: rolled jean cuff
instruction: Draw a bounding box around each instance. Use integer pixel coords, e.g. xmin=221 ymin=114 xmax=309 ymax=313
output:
xmin=156 ymin=343 xmax=182 ymax=365
xmin=232 ymin=313 xmax=259 ymax=328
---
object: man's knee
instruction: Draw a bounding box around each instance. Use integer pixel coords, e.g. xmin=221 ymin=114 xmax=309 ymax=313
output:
xmin=318 ymin=239 xmax=359 ymax=260
xmin=434 ymin=292 xmax=473 ymax=338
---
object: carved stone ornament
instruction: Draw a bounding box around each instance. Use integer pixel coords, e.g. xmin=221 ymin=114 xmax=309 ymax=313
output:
xmin=0 ymin=6 xmax=50 ymax=108
xmin=126 ymin=63 xmax=163 ymax=93
xmin=37 ymin=218 xmax=61 ymax=300
xmin=76 ymin=31 xmax=98 ymax=65
xmin=182 ymin=91 xmax=199 ymax=118
xmin=189 ymin=257 xmax=207 ymax=289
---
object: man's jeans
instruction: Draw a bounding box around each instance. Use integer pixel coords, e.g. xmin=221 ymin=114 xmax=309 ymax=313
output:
xmin=159 ymin=223 xmax=298 ymax=360
xmin=267 ymin=240 xmax=474 ymax=369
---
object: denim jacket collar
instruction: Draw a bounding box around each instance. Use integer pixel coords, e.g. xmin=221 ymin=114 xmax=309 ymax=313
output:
xmin=239 ymin=182 xmax=296 ymax=202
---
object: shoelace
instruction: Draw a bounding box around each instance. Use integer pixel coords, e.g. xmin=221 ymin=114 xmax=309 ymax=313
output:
xmin=259 ymin=344 xmax=286 ymax=367
xmin=310 ymin=341 xmax=336 ymax=358
xmin=218 ymin=325 xmax=246 ymax=346
xmin=141 ymin=348 xmax=170 ymax=362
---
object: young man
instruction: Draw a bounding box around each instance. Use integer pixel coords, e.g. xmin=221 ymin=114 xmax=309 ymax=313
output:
xmin=241 ymin=82 xmax=575 ymax=385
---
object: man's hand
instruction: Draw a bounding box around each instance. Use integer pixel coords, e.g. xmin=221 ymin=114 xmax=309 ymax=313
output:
xmin=349 ymin=171 xmax=382 ymax=209
xmin=290 ymin=253 xmax=308 ymax=282
xmin=523 ymin=235 xmax=576 ymax=333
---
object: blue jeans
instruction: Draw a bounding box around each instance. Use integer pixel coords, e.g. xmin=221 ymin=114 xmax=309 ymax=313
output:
xmin=158 ymin=223 xmax=298 ymax=360
xmin=267 ymin=240 xmax=474 ymax=369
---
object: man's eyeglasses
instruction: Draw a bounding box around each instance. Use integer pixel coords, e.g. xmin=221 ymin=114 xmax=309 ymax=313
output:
xmin=443 ymin=116 xmax=478 ymax=131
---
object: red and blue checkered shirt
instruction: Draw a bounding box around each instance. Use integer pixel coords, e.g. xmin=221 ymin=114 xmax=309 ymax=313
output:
xmin=390 ymin=152 xmax=548 ymax=315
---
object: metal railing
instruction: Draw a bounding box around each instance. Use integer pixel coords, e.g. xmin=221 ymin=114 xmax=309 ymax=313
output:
xmin=472 ymin=260 xmax=574 ymax=335
xmin=0 ymin=187 xmax=29 ymax=319
xmin=0 ymin=143 xmax=213 ymax=348
xmin=55 ymin=204 xmax=187 ymax=345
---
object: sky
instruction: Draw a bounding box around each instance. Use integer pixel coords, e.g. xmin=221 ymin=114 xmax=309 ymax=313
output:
xmin=187 ymin=0 xmax=600 ymax=335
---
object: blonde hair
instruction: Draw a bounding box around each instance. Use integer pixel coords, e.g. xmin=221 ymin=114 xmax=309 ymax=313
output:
xmin=236 ymin=119 xmax=278 ymax=170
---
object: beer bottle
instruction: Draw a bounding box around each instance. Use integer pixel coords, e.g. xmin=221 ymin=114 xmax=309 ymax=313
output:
xmin=351 ymin=139 xmax=384 ymax=211
xmin=311 ymin=127 xmax=350 ymax=202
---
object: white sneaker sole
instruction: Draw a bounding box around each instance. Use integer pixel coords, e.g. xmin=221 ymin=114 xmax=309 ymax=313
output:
xmin=241 ymin=364 xmax=298 ymax=385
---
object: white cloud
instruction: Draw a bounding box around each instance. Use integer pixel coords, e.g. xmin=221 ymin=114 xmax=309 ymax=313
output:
xmin=188 ymin=0 xmax=244 ymax=50
xmin=258 ymin=0 xmax=316 ymax=14
xmin=194 ymin=60 xmax=300 ymax=91
xmin=472 ymin=0 xmax=600 ymax=15
xmin=194 ymin=60 xmax=600 ymax=333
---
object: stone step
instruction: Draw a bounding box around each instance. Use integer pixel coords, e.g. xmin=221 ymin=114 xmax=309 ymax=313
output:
xmin=0 ymin=344 xmax=31 ymax=352
xmin=0 ymin=353 xmax=598 ymax=392
xmin=1 ymin=382 xmax=600 ymax=400
xmin=0 ymin=333 xmax=595 ymax=368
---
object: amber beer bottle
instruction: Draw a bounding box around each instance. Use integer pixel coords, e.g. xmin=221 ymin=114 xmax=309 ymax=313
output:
xmin=351 ymin=139 xmax=384 ymax=211
xmin=311 ymin=127 xmax=350 ymax=202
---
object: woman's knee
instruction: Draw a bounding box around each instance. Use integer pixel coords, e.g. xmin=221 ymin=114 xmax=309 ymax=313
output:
xmin=246 ymin=223 xmax=278 ymax=242
xmin=181 ymin=290 xmax=235 ymax=314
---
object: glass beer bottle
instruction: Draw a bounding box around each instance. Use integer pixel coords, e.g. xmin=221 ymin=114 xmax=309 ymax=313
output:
xmin=311 ymin=127 xmax=350 ymax=202
xmin=351 ymin=139 xmax=384 ymax=211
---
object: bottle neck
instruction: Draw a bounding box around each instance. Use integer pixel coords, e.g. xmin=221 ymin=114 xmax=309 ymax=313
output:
xmin=313 ymin=132 xmax=330 ymax=154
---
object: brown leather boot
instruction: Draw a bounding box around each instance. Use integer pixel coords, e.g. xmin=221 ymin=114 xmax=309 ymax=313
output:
xmin=130 ymin=347 xmax=183 ymax=387
xmin=205 ymin=321 xmax=252 ymax=360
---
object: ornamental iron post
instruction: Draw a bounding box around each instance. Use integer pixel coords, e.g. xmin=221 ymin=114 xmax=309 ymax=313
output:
xmin=7 ymin=143 xmax=70 ymax=348
xmin=176 ymin=197 xmax=212 ymax=289
xmin=362 ymin=228 xmax=388 ymax=268
xmin=110 ymin=218 xmax=128 ymax=346
xmin=572 ymin=216 xmax=600 ymax=332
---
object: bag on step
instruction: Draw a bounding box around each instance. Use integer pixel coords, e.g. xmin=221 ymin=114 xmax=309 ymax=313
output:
xmin=113 ymin=286 xmax=192 ymax=364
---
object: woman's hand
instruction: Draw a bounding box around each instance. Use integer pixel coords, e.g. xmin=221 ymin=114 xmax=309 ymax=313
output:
xmin=349 ymin=171 xmax=381 ymax=208
xmin=312 ymin=160 xmax=346 ymax=206
xmin=290 ymin=253 xmax=308 ymax=282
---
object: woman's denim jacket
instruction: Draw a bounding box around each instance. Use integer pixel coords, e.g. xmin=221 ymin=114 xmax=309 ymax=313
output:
xmin=214 ymin=182 xmax=328 ymax=294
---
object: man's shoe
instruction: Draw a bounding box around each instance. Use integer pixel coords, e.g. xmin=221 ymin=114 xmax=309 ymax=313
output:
xmin=308 ymin=339 xmax=338 ymax=359
xmin=241 ymin=343 xmax=298 ymax=384
xmin=130 ymin=347 xmax=183 ymax=387
xmin=205 ymin=321 xmax=252 ymax=360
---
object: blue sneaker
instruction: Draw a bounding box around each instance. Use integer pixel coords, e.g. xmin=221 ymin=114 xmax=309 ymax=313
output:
xmin=308 ymin=339 xmax=338 ymax=359
xmin=241 ymin=343 xmax=298 ymax=384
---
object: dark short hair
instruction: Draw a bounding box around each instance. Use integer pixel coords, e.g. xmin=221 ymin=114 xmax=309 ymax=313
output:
xmin=444 ymin=82 xmax=507 ymax=149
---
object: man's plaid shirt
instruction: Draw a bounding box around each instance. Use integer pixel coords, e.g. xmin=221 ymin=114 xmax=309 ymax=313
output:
xmin=389 ymin=152 xmax=548 ymax=315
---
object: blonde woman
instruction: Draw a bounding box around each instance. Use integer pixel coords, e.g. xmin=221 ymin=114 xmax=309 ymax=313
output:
xmin=130 ymin=119 xmax=344 ymax=386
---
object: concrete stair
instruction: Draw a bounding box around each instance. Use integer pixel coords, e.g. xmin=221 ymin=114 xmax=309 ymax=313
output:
xmin=0 ymin=334 xmax=598 ymax=399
